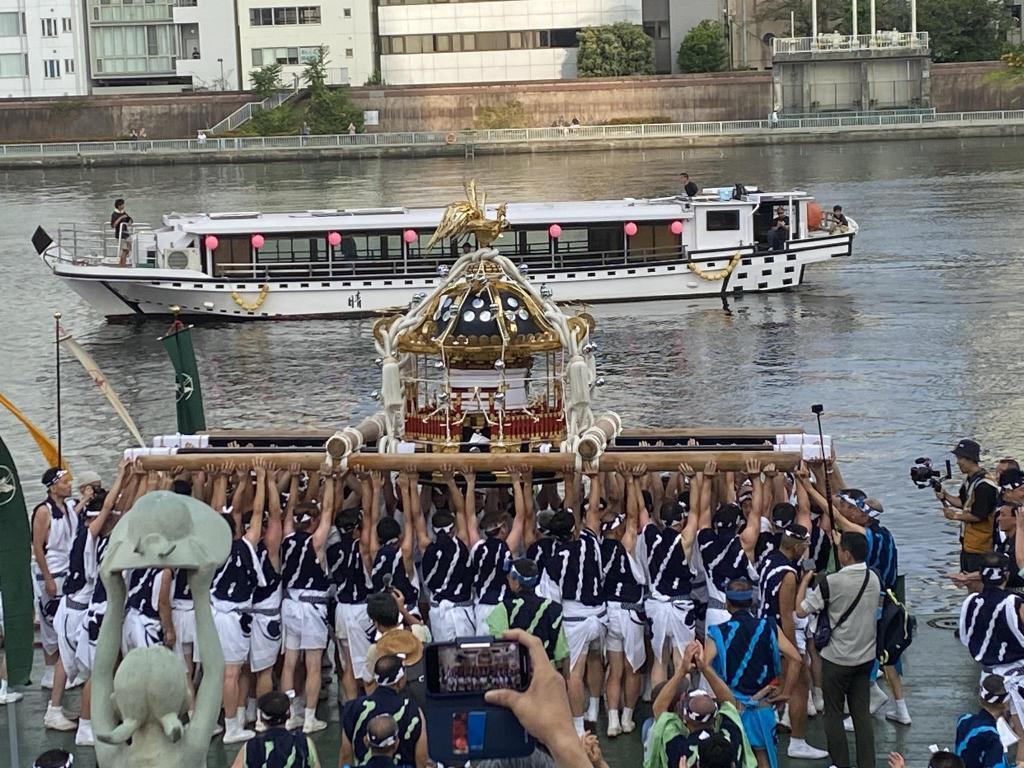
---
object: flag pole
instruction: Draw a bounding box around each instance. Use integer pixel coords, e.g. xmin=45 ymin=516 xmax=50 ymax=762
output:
xmin=54 ymin=312 xmax=62 ymax=469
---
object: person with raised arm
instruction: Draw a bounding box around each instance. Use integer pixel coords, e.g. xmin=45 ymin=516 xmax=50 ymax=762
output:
xmin=371 ymin=468 xmax=422 ymax=620
xmin=599 ymin=464 xmax=647 ymax=738
xmin=541 ymin=468 xmax=607 ymax=736
xmin=249 ymin=462 xmax=285 ymax=712
xmin=471 ymin=466 xmax=527 ymax=633
xmin=280 ymin=463 xmax=337 ymax=734
xmin=643 ymin=462 xmax=701 ymax=689
xmin=420 ymin=465 xmax=476 ymax=641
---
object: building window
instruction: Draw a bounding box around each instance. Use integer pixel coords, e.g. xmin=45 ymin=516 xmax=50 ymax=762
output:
xmin=0 ymin=52 xmax=27 ymax=76
xmin=273 ymin=7 xmax=298 ymax=24
xmin=43 ymin=59 xmax=61 ymax=78
xmin=252 ymin=47 xmax=304 ymax=65
xmin=41 ymin=17 xmax=58 ymax=37
xmin=65 ymin=58 xmax=75 ymax=73
xmin=343 ymin=7 xmax=351 ymax=16
xmin=62 ymin=17 xmax=73 ymax=32
xmin=345 ymin=48 xmax=353 ymax=57
xmin=381 ymin=28 xmax=583 ymax=54
xmin=298 ymin=6 xmax=321 ymax=23
xmin=299 ymin=46 xmax=320 ymax=62
xmin=250 ymin=8 xmax=274 ymax=25
xmin=0 ymin=11 xmax=23 ymax=36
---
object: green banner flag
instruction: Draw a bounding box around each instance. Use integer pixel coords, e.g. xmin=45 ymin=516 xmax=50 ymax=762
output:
xmin=160 ymin=322 xmax=207 ymax=434
xmin=0 ymin=434 xmax=36 ymax=684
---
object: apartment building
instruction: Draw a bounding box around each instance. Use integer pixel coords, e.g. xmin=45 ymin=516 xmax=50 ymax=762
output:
xmin=377 ymin=0 xmax=643 ymax=85
xmin=236 ymin=0 xmax=375 ymax=89
xmin=0 ymin=0 xmax=88 ymax=97
xmin=85 ymin=0 xmax=238 ymax=92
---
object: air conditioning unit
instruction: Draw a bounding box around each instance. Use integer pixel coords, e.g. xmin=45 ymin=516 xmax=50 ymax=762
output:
xmin=160 ymin=248 xmax=202 ymax=272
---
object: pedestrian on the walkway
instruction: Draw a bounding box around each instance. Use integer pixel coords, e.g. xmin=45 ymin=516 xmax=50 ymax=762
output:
xmin=798 ymin=531 xmax=881 ymax=768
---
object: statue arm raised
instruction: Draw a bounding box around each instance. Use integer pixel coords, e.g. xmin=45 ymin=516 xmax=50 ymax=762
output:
xmin=184 ymin=565 xmax=225 ymax=750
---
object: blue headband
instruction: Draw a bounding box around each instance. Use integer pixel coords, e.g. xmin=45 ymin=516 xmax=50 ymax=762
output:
xmin=725 ymin=588 xmax=754 ymax=602
xmin=510 ymin=564 xmax=539 ymax=587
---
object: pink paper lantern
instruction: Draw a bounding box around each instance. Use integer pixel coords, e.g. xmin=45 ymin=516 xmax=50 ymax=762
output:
xmin=670 ymin=220 xmax=684 ymax=235
xmin=204 ymin=235 xmax=219 ymax=251
xmin=624 ymin=221 xmax=638 ymax=237
xmin=328 ymin=231 xmax=342 ymax=247
xmin=251 ymin=233 xmax=265 ymax=249
xmin=403 ymin=229 xmax=418 ymax=244
xmin=548 ymin=224 xmax=562 ymax=238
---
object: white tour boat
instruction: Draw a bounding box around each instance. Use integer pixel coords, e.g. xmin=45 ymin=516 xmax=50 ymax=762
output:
xmin=33 ymin=185 xmax=856 ymax=322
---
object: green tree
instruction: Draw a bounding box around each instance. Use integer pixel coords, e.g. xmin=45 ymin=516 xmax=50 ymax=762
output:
xmin=576 ymin=22 xmax=655 ymax=77
xmin=919 ymin=0 xmax=1011 ymax=62
xmin=300 ymin=46 xmax=363 ymax=134
xmin=249 ymin=62 xmax=283 ymax=100
xmin=364 ymin=68 xmax=385 ymax=86
xmin=677 ymin=20 xmax=728 ymax=72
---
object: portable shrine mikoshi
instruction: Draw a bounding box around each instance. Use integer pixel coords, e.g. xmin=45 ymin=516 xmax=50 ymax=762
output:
xmin=131 ymin=188 xmax=834 ymax=476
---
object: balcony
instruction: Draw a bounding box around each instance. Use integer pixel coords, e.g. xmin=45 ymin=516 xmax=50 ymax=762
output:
xmin=90 ymin=3 xmax=175 ymax=24
xmin=772 ymin=31 xmax=929 ymax=59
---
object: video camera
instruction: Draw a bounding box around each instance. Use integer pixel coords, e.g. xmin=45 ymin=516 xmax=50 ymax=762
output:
xmin=909 ymin=457 xmax=952 ymax=491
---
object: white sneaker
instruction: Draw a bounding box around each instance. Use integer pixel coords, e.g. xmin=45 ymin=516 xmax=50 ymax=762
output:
xmin=886 ymin=700 xmax=912 ymax=725
xmin=76 ymin=720 xmax=95 ymax=747
xmin=286 ymin=714 xmax=304 ymax=730
xmin=44 ymin=705 xmax=78 ymax=731
xmin=843 ymin=716 xmax=854 ymax=732
xmin=303 ymin=715 xmax=328 ymax=734
xmin=869 ymin=683 xmax=889 ymax=714
xmin=40 ymin=667 xmax=55 ymax=689
xmin=779 ymin=705 xmax=792 ymax=730
xmin=222 ymin=724 xmax=255 ymax=744
xmin=621 ymin=714 xmax=636 ymax=734
xmin=0 ymin=691 xmax=23 ymax=705
xmin=788 ymin=740 xmax=830 ymax=760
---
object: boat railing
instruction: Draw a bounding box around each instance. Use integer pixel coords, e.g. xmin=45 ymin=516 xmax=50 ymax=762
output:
xmin=212 ymin=245 xmax=739 ymax=280
xmin=52 ymin=222 xmax=158 ymax=268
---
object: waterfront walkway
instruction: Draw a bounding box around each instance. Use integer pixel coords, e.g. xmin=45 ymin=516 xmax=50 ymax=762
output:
xmin=1 ymin=110 xmax=1022 ymax=169
xmin=0 ymin=613 xmax=976 ymax=768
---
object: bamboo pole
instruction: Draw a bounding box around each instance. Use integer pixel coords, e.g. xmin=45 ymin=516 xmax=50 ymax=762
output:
xmin=136 ymin=449 xmax=804 ymax=474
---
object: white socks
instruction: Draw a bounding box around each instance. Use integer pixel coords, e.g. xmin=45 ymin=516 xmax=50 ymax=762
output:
xmin=622 ymin=707 xmax=636 ymax=731
xmin=245 ymin=697 xmax=257 ymax=724
xmin=586 ymin=696 xmax=600 ymax=722
xmin=286 ymin=689 xmax=301 ymax=716
xmin=607 ymin=709 xmax=622 ymax=737
xmin=304 ymin=706 xmax=317 ymax=722
xmin=573 ymin=716 xmax=585 ymax=735
xmin=0 ymin=680 xmax=7 ymax=697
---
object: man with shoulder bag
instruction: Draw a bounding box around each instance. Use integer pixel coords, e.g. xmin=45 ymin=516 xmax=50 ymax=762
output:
xmin=797 ymin=531 xmax=882 ymax=768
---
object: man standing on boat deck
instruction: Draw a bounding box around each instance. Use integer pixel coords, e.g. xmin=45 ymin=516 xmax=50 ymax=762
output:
xmin=110 ymin=198 xmax=133 ymax=267
xmin=937 ymin=439 xmax=999 ymax=574
xmin=680 ymin=173 xmax=699 ymax=198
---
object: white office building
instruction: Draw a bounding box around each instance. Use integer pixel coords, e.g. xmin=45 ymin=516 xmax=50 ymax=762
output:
xmin=377 ymin=0 xmax=643 ymax=85
xmin=85 ymin=0 xmax=239 ymax=93
xmin=236 ymin=1 xmax=375 ymax=90
xmin=0 ymin=0 xmax=88 ymax=97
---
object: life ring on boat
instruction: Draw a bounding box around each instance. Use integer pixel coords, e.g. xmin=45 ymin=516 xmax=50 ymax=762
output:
xmin=688 ymin=251 xmax=743 ymax=281
xmin=445 ymin=133 xmax=457 ymax=145
xmin=231 ymin=283 xmax=270 ymax=311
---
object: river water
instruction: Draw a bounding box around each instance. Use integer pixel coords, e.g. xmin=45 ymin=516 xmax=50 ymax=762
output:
xmin=2 ymin=137 xmax=1023 ymax=613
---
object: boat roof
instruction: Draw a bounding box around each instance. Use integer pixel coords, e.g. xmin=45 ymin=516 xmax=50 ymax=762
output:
xmin=162 ymin=191 xmax=813 ymax=235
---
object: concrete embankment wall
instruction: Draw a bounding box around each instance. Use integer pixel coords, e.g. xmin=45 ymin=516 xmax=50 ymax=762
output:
xmin=0 ymin=92 xmax=252 ymax=143
xmin=0 ymin=62 xmax=1017 ymax=143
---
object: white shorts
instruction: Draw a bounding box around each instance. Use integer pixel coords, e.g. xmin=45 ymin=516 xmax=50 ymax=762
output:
xmin=794 ymin=614 xmax=809 ymax=656
xmin=34 ymin=571 xmax=66 ymax=655
xmin=54 ymin=600 xmax=88 ymax=682
xmin=606 ymin=602 xmax=646 ymax=673
xmin=249 ymin=608 xmax=283 ymax=673
xmin=474 ymin=602 xmax=500 ymax=635
xmin=645 ymin=597 xmax=696 ymax=664
xmin=563 ymin=601 xmax=607 ymax=669
xmin=429 ymin=601 xmax=477 ymax=643
xmin=335 ymin=602 xmax=374 ymax=680
xmin=172 ymin=607 xmax=196 ymax=662
xmin=122 ymin=611 xmax=164 ymax=654
xmin=74 ymin=607 xmax=104 ymax=673
xmin=213 ymin=607 xmax=252 ymax=665
xmin=282 ymin=595 xmax=329 ymax=652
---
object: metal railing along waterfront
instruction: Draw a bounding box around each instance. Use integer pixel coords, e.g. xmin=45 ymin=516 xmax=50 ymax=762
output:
xmin=205 ymin=87 xmax=301 ymax=135
xmin=772 ymin=31 xmax=930 ymax=55
xmin=4 ymin=109 xmax=1023 ymax=159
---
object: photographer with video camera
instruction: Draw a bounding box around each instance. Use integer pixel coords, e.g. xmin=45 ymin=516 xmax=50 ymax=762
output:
xmin=934 ymin=440 xmax=999 ymax=573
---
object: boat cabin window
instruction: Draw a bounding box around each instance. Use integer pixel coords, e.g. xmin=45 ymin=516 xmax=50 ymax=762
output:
xmin=210 ymin=236 xmax=250 ymax=276
xmin=335 ymin=232 xmax=403 ymax=261
xmin=554 ymin=226 xmax=624 ymax=256
xmin=706 ymin=210 xmax=740 ymax=231
xmin=630 ymin=223 xmax=682 ymax=259
xmin=257 ymin=234 xmax=324 ymax=265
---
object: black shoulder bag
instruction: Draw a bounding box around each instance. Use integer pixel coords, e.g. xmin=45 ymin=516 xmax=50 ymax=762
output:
xmin=812 ymin=568 xmax=871 ymax=652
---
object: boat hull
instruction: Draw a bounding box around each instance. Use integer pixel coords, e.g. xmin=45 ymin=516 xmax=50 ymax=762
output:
xmin=48 ymin=235 xmax=852 ymax=321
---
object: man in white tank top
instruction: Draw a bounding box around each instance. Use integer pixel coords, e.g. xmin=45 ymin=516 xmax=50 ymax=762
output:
xmin=31 ymin=467 xmax=78 ymax=726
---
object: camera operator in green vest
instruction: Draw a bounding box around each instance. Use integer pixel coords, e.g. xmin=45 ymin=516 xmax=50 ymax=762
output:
xmin=936 ymin=439 xmax=999 ymax=573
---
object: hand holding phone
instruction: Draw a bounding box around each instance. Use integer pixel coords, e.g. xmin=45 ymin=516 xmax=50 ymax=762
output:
xmin=800 ymin=557 xmax=817 ymax=574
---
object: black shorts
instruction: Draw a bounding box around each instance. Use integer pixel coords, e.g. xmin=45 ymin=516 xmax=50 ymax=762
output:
xmin=960 ymin=550 xmax=987 ymax=573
